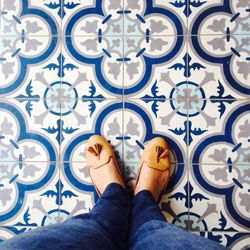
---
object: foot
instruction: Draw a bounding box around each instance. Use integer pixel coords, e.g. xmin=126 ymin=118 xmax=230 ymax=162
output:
xmin=134 ymin=137 xmax=170 ymax=202
xmin=86 ymin=135 xmax=125 ymax=195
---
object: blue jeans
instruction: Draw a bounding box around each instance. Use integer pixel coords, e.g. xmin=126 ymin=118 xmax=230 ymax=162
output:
xmin=0 ymin=183 xmax=227 ymax=250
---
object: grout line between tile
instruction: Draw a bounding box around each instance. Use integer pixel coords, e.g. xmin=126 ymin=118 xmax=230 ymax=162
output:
xmin=1 ymin=34 xmax=249 ymax=38
xmin=186 ymin=29 xmax=191 ymax=232
xmin=122 ymin=0 xmax=125 ymax=179
xmin=58 ymin=25 xmax=63 ymax=222
xmin=1 ymin=97 xmax=250 ymax=101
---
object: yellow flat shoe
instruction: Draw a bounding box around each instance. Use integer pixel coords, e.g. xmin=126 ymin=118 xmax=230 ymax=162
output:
xmin=86 ymin=135 xmax=123 ymax=196
xmin=135 ymin=137 xmax=170 ymax=202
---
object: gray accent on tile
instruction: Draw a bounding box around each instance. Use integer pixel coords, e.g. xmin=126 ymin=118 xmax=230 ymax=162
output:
xmin=236 ymin=61 xmax=250 ymax=80
xmin=126 ymin=62 xmax=139 ymax=80
xmin=25 ymin=39 xmax=43 ymax=52
xmin=23 ymin=164 xmax=40 ymax=178
xmin=197 ymin=108 xmax=216 ymax=127
xmin=150 ymin=20 xmax=168 ymax=33
xmin=238 ymin=119 xmax=250 ymax=138
xmin=81 ymin=38 xmax=98 ymax=52
xmin=107 ymin=117 xmax=121 ymax=136
xmin=79 ymin=166 xmax=89 ymax=177
xmin=108 ymin=0 xmax=122 ymax=10
xmin=25 ymin=21 xmax=43 ymax=34
xmin=126 ymin=0 xmax=140 ymax=10
xmin=2 ymin=0 xmax=16 ymax=11
xmin=107 ymin=62 xmax=121 ymax=80
xmin=80 ymin=20 xmax=98 ymax=34
xmin=197 ymin=203 xmax=217 ymax=223
xmin=236 ymin=0 xmax=249 ymax=8
xmin=161 ymin=108 xmax=180 ymax=126
xmin=208 ymin=148 xmax=227 ymax=163
xmin=126 ymin=117 xmax=140 ymax=136
xmin=239 ymin=193 xmax=250 ymax=212
xmin=0 ymin=188 xmax=12 ymax=206
xmin=207 ymin=37 xmax=226 ymax=51
xmin=209 ymin=167 xmax=229 ymax=182
xmin=1 ymin=117 xmax=14 ymax=135
xmin=207 ymin=18 xmax=226 ymax=33
xmin=150 ymin=38 xmax=168 ymax=52
xmin=2 ymin=62 xmax=15 ymax=79
xmin=23 ymin=145 xmax=41 ymax=159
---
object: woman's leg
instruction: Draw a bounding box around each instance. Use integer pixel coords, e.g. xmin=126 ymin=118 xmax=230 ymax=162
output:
xmin=0 ymin=183 xmax=131 ymax=250
xmin=1 ymin=135 xmax=130 ymax=250
xmin=129 ymin=190 xmax=227 ymax=250
xmin=129 ymin=137 xmax=227 ymax=250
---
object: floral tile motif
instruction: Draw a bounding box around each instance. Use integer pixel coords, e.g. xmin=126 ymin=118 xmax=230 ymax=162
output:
xmin=62 ymin=41 xmax=115 ymax=98
xmin=0 ymin=162 xmax=58 ymax=226
xmin=160 ymin=164 xmax=188 ymax=229
xmin=192 ymin=231 xmax=250 ymax=250
xmin=126 ymin=38 xmax=188 ymax=98
xmin=189 ymin=101 xmax=250 ymax=165
xmin=190 ymin=164 xmax=249 ymax=232
xmin=188 ymin=34 xmax=250 ymax=97
xmin=63 ymin=0 xmax=186 ymax=36
xmin=0 ymin=0 xmax=59 ymax=36
xmin=189 ymin=0 xmax=250 ymax=35
xmin=152 ymin=0 xmax=188 ymax=32
xmin=61 ymin=100 xmax=123 ymax=162
xmin=64 ymin=36 xmax=124 ymax=93
xmin=0 ymin=0 xmax=249 ymax=248
xmin=59 ymin=162 xmax=96 ymax=219
xmin=0 ymin=35 xmax=60 ymax=97
xmin=63 ymin=0 xmax=186 ymax=96
xmin=0 ymin=99 xmax=59 ymax=159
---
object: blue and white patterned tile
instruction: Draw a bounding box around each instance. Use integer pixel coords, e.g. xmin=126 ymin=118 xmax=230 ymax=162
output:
xmin=63 ymin=0 xmax=124 ymax=37
xmin=0 ymin=35 xmax=61 ymax=97
xmin=127 ymin=40 xmax=187 ymax=99
xmin=190 ymin=164 xmax=250 ymax=232
xmin=62 ymin=42 xmax=118 ymax=99
xmin=59 ymin=162 xmax=96 ymax=221
xmin=123 ymin=100 xmax=187 ymax=165
xmin=160 ymin=164 xmax=189 ymax=230
xmin=188 ymin=101 xmax=250 ymax=165
xmin=62 ymin=0 xmax=186 ymax=37
xmin=0 ymin=0 xmax=249 ymax=246
xmin=123 ymin=0 xmax=186 ymax=36
xmin=0 ymin=99 xmax=59 ymax=162
xmin=150 ymin=0 xmax=187 ymax=35
xmin=123 ymin=36 xmax=187 ymax=97
xmin=162 ymin=178 xmax=196 ymax=231
xmin=191 ymin=231 xmax=250 ymax=250
xmin=63 ymin=36 xmax=124 ymax=96
xmin=212 ymin=231 xmax=250 ymax=250
xmin=189 ymin=0 xmax=250 ymax=35
xmin=0 ymin=226 xmax=35 ymax=242
xmin=61 ymin=100 xmax=123 ymax=163
xmin=0 ymin=162 xmax=59 ymax=226
xmin=0 ymin=0 xmax=59 ymax=36
xmin=188 ymin=34 xmax=250 ymax=97
xmin=62 ymin=0 xmax=187 ymax=97
xmin=0 ymin=99 xmax=59 ymax=160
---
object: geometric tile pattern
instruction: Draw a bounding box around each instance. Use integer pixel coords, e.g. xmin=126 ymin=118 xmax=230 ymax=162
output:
xmin=0 ymin=0 xmax=249 ymax=248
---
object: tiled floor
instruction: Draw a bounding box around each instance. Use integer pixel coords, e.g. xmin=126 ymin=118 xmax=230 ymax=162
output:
xmin=0 ymin=0 xmax=250 ymax=249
